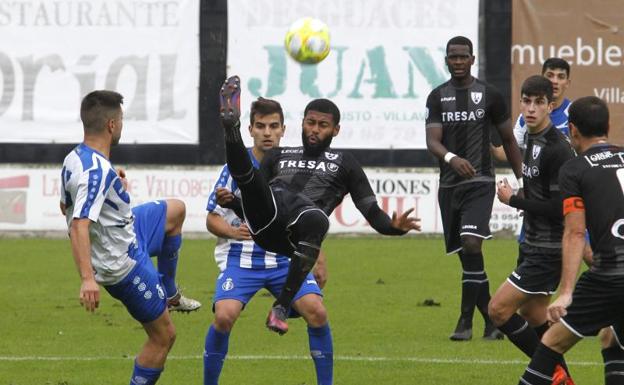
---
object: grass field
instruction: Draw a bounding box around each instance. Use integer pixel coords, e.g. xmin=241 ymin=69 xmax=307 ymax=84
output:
xmin=0 ymin=237 xmax=604 ymax=385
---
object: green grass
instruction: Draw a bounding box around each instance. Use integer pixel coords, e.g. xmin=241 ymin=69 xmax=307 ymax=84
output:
xmin=0 ymin=237 xmax=603 ymax=384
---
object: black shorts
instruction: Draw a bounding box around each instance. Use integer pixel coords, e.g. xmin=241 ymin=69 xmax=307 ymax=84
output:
xmin=507 ymin=243 xmax=561 ymax=295
xmin=438 ymin=182 xmax=495 ymax=254
xmin=245 ymin=181 xmax=324 ymax=256
xmin=561 ymin=271 xmax=624 ymax=337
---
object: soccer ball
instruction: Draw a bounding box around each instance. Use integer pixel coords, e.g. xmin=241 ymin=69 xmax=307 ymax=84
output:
xmin=284 ymin=17 xmax=331 ymax=64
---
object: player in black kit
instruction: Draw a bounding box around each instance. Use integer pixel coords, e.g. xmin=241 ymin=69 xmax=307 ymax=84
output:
xmin=489 ymin=76 xmax=575 ymax=384
xmin=426 ymin=36 xmax=523 ymax=341
xmin=517 ymin=97 xmax=624 ymax=385
xmin=219 ymin=75 xmax=421 ymax=334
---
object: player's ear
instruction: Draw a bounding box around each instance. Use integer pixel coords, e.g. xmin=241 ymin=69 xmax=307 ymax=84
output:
xmin=281 ymin=124 xmax=286 ymax=137
xmin=332 ymin=124 xmax=340 ymax=137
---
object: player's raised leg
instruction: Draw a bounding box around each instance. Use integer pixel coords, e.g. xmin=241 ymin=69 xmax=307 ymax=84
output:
xmin=219 ymin=75 xmax=277 ymax=232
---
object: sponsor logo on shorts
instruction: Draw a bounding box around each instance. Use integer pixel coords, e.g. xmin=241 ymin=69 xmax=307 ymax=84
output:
xmin=133 ymin=376 xmax=148 ymax=385
xmin=306 ymin=279 xmax=317 ymax=285
xmin=144 ymin=290 xmax=152 ymax=300
xmin=132 ymin=276 xmax=141 ymax=285
xmin=138 ymin=282 xmax=146 ymax=292
xmin=512 ymin=271 xmax=521 ymax=280
xmin=461 ymin=224 xmax=478 ymax=230
xmin=222 ymin=277 xmax=235 ymax=291
xmin=156 ymin=284 xmax=165 ymax=300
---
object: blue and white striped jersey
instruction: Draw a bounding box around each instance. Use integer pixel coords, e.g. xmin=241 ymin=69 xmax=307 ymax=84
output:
xmin=206 ymin=149 xmax=289 ymax=271
xmin=514 ymin=98 xmax=571 ymax=149
xmin=60 ymin=143 xmax=137 ymax=285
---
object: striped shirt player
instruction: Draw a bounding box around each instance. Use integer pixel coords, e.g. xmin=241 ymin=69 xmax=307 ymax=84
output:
xmin=514 ymin=98 xmax=572 ymax=149
xmin=206 ymin=149 xmax=321 ymax=306
xmin=61 ymin=143 xmax=166 ymax=323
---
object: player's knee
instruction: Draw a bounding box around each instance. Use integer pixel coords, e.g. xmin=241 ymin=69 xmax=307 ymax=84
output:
xmin=600 ymin=327 xmax=616 ymax=349
xmin=152 ymin=321 xmax=176 ymax=352
xmin=303 ymin=302 xmax=328 ymax=327
xmin=213 ymin=311 xmax=238 ymax=332
xmin=293 ymin=210 xmax=329 ymax=245
xmin=166 ymin=199 xmax=186 ymax=231
xmin=460 ymin=236 xmax=482 ymax=254
xmin=487 ymin=299 xmax=509 ymax=326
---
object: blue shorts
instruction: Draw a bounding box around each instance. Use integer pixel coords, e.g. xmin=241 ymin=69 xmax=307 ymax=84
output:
xmin=132 ymin=200 xmax=167 ymax=257
xmin=213 ymin=265 xmax=322 ymax=318
xmin=105 ymin=255 xmax=167 ymax=323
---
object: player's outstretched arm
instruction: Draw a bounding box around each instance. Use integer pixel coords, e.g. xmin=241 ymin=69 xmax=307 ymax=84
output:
xmin=69 ymin=218 xmax=100 ymax=313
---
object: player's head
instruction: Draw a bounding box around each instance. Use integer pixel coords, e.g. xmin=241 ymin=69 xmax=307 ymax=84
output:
xmin=568 ymin=96 xmax=609 ymax=150
xmin=302 ymin=98 xmax=340 ymax=156
xmin=445 ymin=36 xmax=474 ymax=80
xmin=520 ymin=75 xmax=554 ymax=131
xmin=80 ymin=90 xmax=124 ymax=146
xmin=248 ymin=97 xmax=285 ymax=152
xmin=541 ymin=58 xmax=571 ymax=101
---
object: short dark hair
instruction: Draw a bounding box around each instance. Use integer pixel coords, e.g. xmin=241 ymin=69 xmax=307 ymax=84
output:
xmin=304 ymin=98 xmax=340 ymax=125
xmin=569 ymin=96 xmax=609 ymax=138
xmin=542 ymin=57 xmax=571 ymax=78
xmin=80 ymin=90 xmax=123 ymax=134
xmin=521 ymin=75 xmax=554 ymax=102
xmin=446 ymin=36 xmax=473 ymax=55
xmin=250 ymin=97 xmax=284 ymax=125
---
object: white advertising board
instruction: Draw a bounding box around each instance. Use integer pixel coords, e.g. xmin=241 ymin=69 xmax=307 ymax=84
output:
xmin=0 ymin=0 xmax=199 ymax=144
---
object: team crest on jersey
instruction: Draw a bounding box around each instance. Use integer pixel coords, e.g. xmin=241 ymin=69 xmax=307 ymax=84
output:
xmin=471 ymin=92 xmax=482 ymax=105
xmin=327 ymin=163 xmax=339 ymax=173
xmin=325 ymin=152 xmax=339 ymax=160
xmin=222 ymin=277 xmax=234 ymax=291
xmin=476 ymin=109 xmax=485 ymax=118
xmin=532 ymin=145 xmax=542 ymax=159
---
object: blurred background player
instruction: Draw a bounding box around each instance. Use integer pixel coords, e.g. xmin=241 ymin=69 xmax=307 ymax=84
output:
xmin=517 ymin=97 xmax=624 ymax=385
xmin=219 ymin=76 xmax=421 ymax=334
xmin=489 ymin=76 xmax=575 ymax=383
xmin=203 ymin=97 xmax=333 ymax=385
xmin=425 ymin=36 xmax=523 ymax=341
xmin=60 ymin=90 xmax=176 ymax=385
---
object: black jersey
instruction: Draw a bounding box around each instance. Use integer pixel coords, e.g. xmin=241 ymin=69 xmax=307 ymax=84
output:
xmin=522 ymin=125 xmax=575 ymax=248
xmin=559 ymin=143 xmax=624 ymax=274
xmin=426 ymin=78 xmax=509 ymax=187
xmin=260 ymin=147 xmax=377 ymax=216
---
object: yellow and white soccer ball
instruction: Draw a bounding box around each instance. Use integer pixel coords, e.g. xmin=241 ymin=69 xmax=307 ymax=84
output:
xmin=284 ymin=17 xmax=331 ymax=64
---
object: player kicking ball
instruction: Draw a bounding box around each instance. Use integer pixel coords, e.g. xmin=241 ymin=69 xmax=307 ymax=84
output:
xmin=218 ymin=75 xmax=421 ymax=334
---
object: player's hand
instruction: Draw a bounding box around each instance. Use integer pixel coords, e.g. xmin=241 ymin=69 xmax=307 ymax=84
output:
xmin=216 ymin=187 xmax=235 ymax=206
xmin=116 ymin=168 xmax=128 ymax=191
xmin=79 ymin=278 xmax=100 ymax=313
xmin=313 ymin=259 xmax=328 ymax=289
xmin=496 ymin=178 xmax=514 ymax=205
xmin=231 ymin=222 xmax=252 ymax=241
xmin=449 ymin=156 xmax=476 ymax=179
xmin=547 ymin=293 xmax=572 ymax=323
xmin=391 ymin=208 xmax=421 ymax=232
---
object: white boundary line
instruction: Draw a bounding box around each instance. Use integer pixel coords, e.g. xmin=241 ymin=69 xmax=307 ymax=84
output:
xmin=0 ymin=355 xmax=603 ymax=366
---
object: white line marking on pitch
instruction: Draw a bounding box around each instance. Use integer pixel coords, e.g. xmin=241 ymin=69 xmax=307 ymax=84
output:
xmin=0 ymin=355 xmax=602 ymax=366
